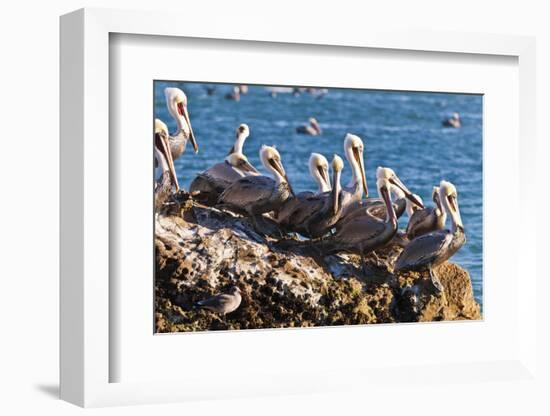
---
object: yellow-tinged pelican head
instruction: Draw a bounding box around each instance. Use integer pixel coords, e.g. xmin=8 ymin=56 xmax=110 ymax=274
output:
xmin=164 ymin=87 xmax=198 ymax=153
xmin=439 ymin=180 xmax=463 ymax=230
xmin=376 ymin=166 xmax=424 ymax=209
xmin=309 ymin=153 xmax=331 ymax=192
xmin=260 ymin=145 xmax=294 ymax=196
xmin=344 ymin=133 xmax=368 ymax=197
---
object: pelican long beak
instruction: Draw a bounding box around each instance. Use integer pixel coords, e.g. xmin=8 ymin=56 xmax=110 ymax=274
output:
xmin=390 ymin=176 xmax=424 ymax=208
xmin=381 ymin=185 xmax=396 ymax=223
xmin=447 ymin=194 xmax=464 ymax=231
xmin=285 ymin=175 xmax=295 ymax=197
xmin=318 ymin=165 xmax=330 ymax=190
xmin=239 ymin=159 xmax=260 ymax=174
xmin=332 ymin=169 xmax=341 ymax=215
xmin=353 ymin=148 xmax=368 ymax=197
xmin=179 ymin=104 xmax=198 ymax=153
xmin=155 ymin=131 xmax=180 ymax=192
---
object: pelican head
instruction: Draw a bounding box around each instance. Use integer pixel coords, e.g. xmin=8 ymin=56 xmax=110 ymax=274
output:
xmin=164 ymin=87 xmax=198 ymax=153
xmin=439 ymin=180 xmax=463 ymax=231
xmin=344 ymin=133 xmax=368 ymax=197
xmin=228 ymin=123 xmax=250 ymax=155
xmin=154 ymin=118 xmax=179 ymax=191
xmin=376 ymin=167 xmax=424 ymax=209
xmin=376 ymin=176 xmax=397 ymax=224
xmin=331 ymin=154 xmax=344 ymax=214
xmin=225 ymin=152 xmax=258 ymax=176
xmin=260 ymin=145 xmax=294 ymax=196
xmin=309 ymin=153 xmax=331 ymax=193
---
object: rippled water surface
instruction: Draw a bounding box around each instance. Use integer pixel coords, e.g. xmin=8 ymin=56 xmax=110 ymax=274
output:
xmin=154 ymin=82 xmax=483 ymax=307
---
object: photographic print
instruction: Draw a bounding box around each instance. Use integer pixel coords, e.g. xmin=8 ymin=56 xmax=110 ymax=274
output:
xmin=154 ymin=82 xmax=482 ymax=333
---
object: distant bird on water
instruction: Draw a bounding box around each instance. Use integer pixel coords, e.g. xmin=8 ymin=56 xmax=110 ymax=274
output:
xmin=217 ymin=145 xmax=295 ymax=229
xmin=394 ymin=180 xmax=466 ymax=292
xmin=164 ymin=87 xmax=199 ymax=158
xmin=225 ymin=86 xmax=241 ymax=101
xmin=195 ymin=286 xmax=242 ymax=315
xmin=442 ymin=112 xmax=461 ymax=128
xmin=296 ymin=117 xmax=322 ymax=135
xmin=190 ymin=124 xmax=259 ymax=204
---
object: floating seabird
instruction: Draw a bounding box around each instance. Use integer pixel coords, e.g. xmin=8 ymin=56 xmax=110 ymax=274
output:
xmin=190 ymin=124 xmax=259 ymax=204
xmin=217 ymin=145 xmax=295 ymax=225
xmin=394 ymin=180 xmax=465 ymax=292
xmin=277 ymin=153 xmax=331 ymax=227
xmin=406 ymin=186 xmax=446 ymax=240
xmin=164 ymin=87 xmax=199 ymax=157
xmin=154 ymin=119 xmax=179 ymax=211
xmin=279 ymin=154 xmax=344 ymax=238
xmin=442 ymin=112 xmax=461 ymax=128
xmin=195 ymin=286 xmax=242 ymax=315
xmin=225 ymin=86 xmax=241 ymax=101
xmin=296 ymin=117 xmax=322 ymax=136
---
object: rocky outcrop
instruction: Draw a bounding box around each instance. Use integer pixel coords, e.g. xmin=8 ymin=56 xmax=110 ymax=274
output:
xmin=155 ymin=199 xmax=481 ymax=332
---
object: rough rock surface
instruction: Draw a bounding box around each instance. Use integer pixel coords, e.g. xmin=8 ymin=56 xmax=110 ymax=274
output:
xmin=155 ymin=200 xmax=481 ymax=332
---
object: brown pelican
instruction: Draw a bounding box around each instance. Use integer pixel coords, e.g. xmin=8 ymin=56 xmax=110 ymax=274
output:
xmin=277 ymin=153 xmax=331 ymax=227
xmin=278 ymin=154 xmax=344 ymax=238
xmin=336 ymin=167 xmax=423 ymax=229
xmin=442 ymin=112 xmax=461 ymax=128
xmin=195 ymin=286 xmax=242 ymax=315
xmin=340 ymin=133 xmax=368 ymax=215
xmin=164 ymin=87 xmax=199 ymax=158
xmin=314 ymin=173 xmax=404 ymax=273
xmin=154 ymin=119 xmax=179 ymax=211
xmin=217 ymin=145 xmax=295 ymax=225
xmin=394 ymin=180 xmax=465 ymax=292
xmin=406 ymin=186 xmax=446 ymax=240
xmin=296 ymin=117 xmax=322 ymax=135
xmin=190 ymin=124 xmax=259 ymax=204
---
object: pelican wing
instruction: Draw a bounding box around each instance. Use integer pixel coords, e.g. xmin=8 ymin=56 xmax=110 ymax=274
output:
xmin=334 ymin=214 xmax=387 ymax=246
xmin=277 ymin=191 xmax=315 ymax=224
xmin=406 ymin=207 xmax=435 ymax=238
xmin=395 ymin=230 xmax=452 ymax=271
xmin=218 ymin=176 xmax=275 ymax=208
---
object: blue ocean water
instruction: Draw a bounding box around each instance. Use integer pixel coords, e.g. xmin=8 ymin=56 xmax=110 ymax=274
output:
xmin=154 ymin=82 xmax=483 ymax=308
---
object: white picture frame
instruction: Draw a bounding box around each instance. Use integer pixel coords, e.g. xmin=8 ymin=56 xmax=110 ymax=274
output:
xmin=60 ymin=8 xmax=538 ymax=407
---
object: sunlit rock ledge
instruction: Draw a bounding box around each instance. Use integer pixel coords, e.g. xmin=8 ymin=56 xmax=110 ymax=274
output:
xmin=154 ymin=199 xmax=481 ymax=333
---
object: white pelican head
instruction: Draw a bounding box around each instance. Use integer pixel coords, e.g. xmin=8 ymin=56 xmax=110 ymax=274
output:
xmin=228 ymin=123 xmax=250 ymax=155
xmin=164 ymin=87 xmax=198 ymax=153
xmin=309 ymin=153 xmax=331 ymax=193
xmin=439 ymin=180 xmax=463 ymax=231
xmin=344 ymin=133 xmax=368 ymax=197
xmin=260 ymin=145 xmax=294 ymax=195
xmin=154 ymin=118 xmax=179 ymax=191
xmin=225 ymin=152 xmax=259 ymax=176
xmin=376 ymin=167 xmax=424 ymax=209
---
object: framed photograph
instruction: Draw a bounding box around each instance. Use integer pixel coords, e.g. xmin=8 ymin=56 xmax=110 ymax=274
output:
xmin=60 ymin=8 xmax=538 ymax=407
